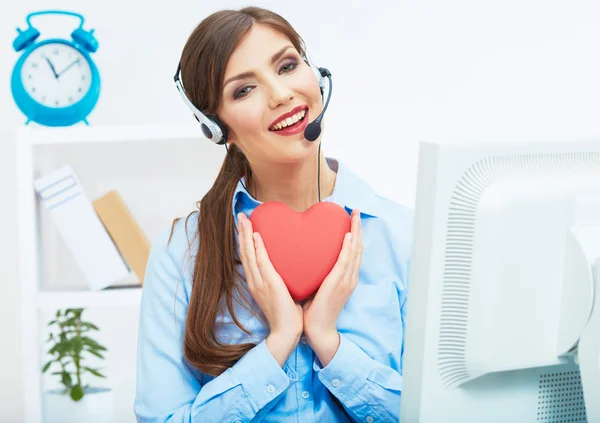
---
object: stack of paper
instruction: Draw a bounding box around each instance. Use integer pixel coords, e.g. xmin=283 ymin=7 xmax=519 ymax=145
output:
xmin=34 ymin=165 xmax=131 ymax=291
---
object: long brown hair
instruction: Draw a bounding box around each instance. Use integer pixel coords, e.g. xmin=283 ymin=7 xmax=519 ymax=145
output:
xmin=175 ymin=7 xmax=308 ymax=377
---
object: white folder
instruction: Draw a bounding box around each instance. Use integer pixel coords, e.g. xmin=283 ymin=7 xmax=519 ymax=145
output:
xmin=34 ymin=164 xmax=131 ymax=290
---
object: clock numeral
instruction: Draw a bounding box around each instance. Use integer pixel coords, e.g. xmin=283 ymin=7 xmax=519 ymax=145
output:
xmin=32 ymin=87 xmax=36 ymax=93
xmin=53 ymin=49 xmax=59 ymax=56
xmin=31 ymin=63 xmax=38 ymax=68
xmin=28 ymin=74 xmax=32 ymax=79
xmin=78 ymin=87 xmax=83 ymax=93
xmin=55 ymin=100 xmax=59 ymax=106
xmin=81 ymin=75 xmax=86 ymax=81
xmin=41 ymin=96 xmax=46 ymax=103
xmin=68 ymin=97 xmax=73 ymax=103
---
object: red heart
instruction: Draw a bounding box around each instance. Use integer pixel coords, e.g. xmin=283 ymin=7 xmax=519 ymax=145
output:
xmin=249 ymin=201 xmax=351 ymax=301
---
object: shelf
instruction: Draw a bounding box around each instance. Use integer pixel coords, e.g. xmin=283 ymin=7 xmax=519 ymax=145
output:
xmin=36 ymin=286 xmax=143 ymax=310
xmin=14 ymin=123 xmax=204 ymax=145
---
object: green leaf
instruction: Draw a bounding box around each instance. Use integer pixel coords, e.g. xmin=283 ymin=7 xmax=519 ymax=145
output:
xmin=47 ymin=319 xmax=57 ymax=326
xmin=41 ymin=361 xmax=53 ymax=373
xmin=81 ymin=322 xmax=99 ymax=331
xmin=71 ymin=338 xmax=84 ymax=354
xmin=85 ymin=348 xmax=105 ymax=359
xmin=84 ymin=367 xmax=106 ymax=378
xmin=61 ymin=371 xmax=72 ymax=387
xmin=81 ymin=337 xmax=107 ymax=351
xmin=62 ymin=317 xmax=78 ymax=327
xmin=49 ymin=343 xmax=69 ymax=356
xmin=70 ymin=385 xmax=84 ymax=401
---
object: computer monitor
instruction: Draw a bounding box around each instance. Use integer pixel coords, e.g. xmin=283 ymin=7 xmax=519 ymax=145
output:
xmin=401 ymin=139 xmax=600 ymax=423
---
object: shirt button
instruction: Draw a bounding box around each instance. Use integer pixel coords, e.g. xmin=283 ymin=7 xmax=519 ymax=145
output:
xmin=366 ymin=416 xmax=374 ymax=423
xmin=302 ymin=390 xmax=310 ymax=399
xmin=301 ymin=336 xmax=308 ymax=344
xmin=266 ymin=384 xmax=275 ymax=393
xmin=332 ymin=378 xmax=340 ymax=387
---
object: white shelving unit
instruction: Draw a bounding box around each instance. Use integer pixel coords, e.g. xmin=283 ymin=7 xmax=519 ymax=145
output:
xmin=14 ymin=123 xmax=213 ymax=423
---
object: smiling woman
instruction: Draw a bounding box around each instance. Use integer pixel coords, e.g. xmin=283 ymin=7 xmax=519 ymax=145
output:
xmin=135 ymin=6 xmax=414 ymax=423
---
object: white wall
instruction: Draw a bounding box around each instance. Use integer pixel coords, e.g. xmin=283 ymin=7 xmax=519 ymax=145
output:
xmin=2 ymin=0 xmax=600 ymax=421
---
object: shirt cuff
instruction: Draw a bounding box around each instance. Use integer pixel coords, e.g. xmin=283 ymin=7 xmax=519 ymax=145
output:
xmin=314 ymin=333 xmax=375 ymax=402
xmin=231 ymin=339 xmax=295 ymax=410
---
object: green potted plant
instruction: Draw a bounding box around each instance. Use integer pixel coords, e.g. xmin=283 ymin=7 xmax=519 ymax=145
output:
xmin=41 ymin=308 xmax=114 ymax=423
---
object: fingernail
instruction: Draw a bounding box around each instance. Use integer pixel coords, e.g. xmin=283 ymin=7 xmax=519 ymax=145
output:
xmin=346 ymin=233 xmax=353 ymax=241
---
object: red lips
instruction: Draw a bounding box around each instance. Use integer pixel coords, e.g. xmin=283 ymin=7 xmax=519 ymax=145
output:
xmin=269 ymin=105 xmax=308 ymax=129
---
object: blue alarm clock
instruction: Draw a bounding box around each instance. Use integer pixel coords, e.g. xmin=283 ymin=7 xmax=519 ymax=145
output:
xmin=11 ymin=10 xmax=100 ymax=126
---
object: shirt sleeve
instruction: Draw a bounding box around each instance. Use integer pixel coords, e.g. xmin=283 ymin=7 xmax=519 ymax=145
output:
xmin=134 ymin=227 xmax=295 ymax=423
xmin=314 ymin=334 xmax=403 ymax=423
xmin=313 ymin=269 xmax=410 ymax=423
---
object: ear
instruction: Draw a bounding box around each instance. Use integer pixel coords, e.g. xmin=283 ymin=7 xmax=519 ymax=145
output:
xmin=225 ymin=130 xmax=237 ymax=145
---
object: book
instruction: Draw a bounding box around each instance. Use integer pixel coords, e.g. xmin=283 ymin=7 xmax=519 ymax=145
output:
xmin=92 ymin=190 xmax=151 ymax=285
xmin=34 ymin=165 xmax=131 ymax=291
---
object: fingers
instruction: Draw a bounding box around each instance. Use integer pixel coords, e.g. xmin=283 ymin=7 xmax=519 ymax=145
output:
xmin=237 ymin=213 xmax=251 ymax=275
xmin=349 ymin=213 xmax=363 ymax=289
xmin=302 ymin=298 xmax=313 ymax=312
xmin=237 ymin=213 xmax=263 ymax=289
xmin=322 ymin=230 xmax=353 ymax=291
xmin=344 ymin=210 xmax=363 ymax=290
xmin=253 ymin=232 xmax=279 ymax=282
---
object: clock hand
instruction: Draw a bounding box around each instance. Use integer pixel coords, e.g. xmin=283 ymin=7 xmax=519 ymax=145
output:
xmin=57 ymin=58 xmax=81 ymax=78
xmin=44 ymin=57 xmax=59 ymax=79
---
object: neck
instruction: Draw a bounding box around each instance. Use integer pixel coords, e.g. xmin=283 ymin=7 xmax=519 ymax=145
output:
xmin=246 ymin=146 xmax=337 ymax=213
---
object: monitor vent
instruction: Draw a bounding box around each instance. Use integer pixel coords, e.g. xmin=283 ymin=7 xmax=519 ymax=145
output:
xmin=537 ymin=371 xmax=587 ymax=422
xmin=438 ymin=152 xmax=600 ymax=388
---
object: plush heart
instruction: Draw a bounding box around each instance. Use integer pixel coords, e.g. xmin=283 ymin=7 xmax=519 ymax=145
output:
xmin=249 ymin=201 xmax=351 ymax=301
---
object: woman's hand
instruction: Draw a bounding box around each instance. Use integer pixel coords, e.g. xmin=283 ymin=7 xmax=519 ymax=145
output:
xmin=302 ymin=209 xmax=363 ymax=366
xmin=237 ymin=213 xmax=303 ymax=366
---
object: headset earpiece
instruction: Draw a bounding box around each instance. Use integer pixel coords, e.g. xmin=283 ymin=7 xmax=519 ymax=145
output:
xmin=305 ymin=57 xmax=326 ymax=98
xmin=174 ymin=63 xmax=228 ymax=145
xmin=212 ymin=116 xmax=228 ymax=144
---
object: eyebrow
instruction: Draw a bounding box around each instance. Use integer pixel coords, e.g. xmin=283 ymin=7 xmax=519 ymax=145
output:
xmin=223 ymin=45 xmax=296 ymax=88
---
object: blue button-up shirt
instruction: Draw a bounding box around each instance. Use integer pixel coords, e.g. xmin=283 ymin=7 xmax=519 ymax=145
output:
xmin=134 ymin=158 xmax=413 ymax=423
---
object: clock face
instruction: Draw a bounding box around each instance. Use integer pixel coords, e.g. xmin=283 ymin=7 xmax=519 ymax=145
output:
xmin=20 ymin=42 xmax=93 ymax=108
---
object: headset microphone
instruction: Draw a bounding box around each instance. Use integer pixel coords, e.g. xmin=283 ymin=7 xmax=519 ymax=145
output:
xmin=304 ymin=67 xmax=332 ymax=142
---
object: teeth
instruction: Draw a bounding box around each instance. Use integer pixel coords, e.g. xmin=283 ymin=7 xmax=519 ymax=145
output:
xmin=270 ymin=109 xmax=306 ymax=131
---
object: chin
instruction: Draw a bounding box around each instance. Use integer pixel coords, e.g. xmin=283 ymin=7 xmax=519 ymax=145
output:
xmin=280 ymin=142 xmax=320 ymax=164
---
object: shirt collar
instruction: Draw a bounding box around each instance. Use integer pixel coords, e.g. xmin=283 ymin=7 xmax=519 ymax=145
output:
xmin=231 ymin=157 xmax=380 ymax=226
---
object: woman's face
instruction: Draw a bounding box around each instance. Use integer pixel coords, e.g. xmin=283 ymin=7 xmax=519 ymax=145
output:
xmin=217 ymin=24 xmax=324 ymax=164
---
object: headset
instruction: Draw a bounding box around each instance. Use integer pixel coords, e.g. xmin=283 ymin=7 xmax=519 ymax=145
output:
xmin=173 ymin=56 xmax=332 ymax=145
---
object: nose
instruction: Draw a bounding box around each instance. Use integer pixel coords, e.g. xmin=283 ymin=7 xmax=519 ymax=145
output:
xmin=268 ymin=79 xmax=294 ymax=109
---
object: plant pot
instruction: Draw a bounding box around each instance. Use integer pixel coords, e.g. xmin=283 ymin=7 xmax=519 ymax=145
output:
xmin=42 ymin=387 xmax=114 ymax=423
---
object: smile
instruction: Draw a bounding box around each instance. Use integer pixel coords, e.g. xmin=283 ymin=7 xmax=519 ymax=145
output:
xmin=269 ymin=108 xmax=307 ymax=131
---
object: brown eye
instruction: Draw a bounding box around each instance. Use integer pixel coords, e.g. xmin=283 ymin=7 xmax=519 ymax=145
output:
xmin=234 ymin=86 xmax=253 ymax=99
xmin=279 ymin=59 xmax=298 ymax=74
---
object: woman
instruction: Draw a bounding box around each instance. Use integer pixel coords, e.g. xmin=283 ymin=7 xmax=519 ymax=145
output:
xmin=135 ymin=6 xmax=413 ymax=423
